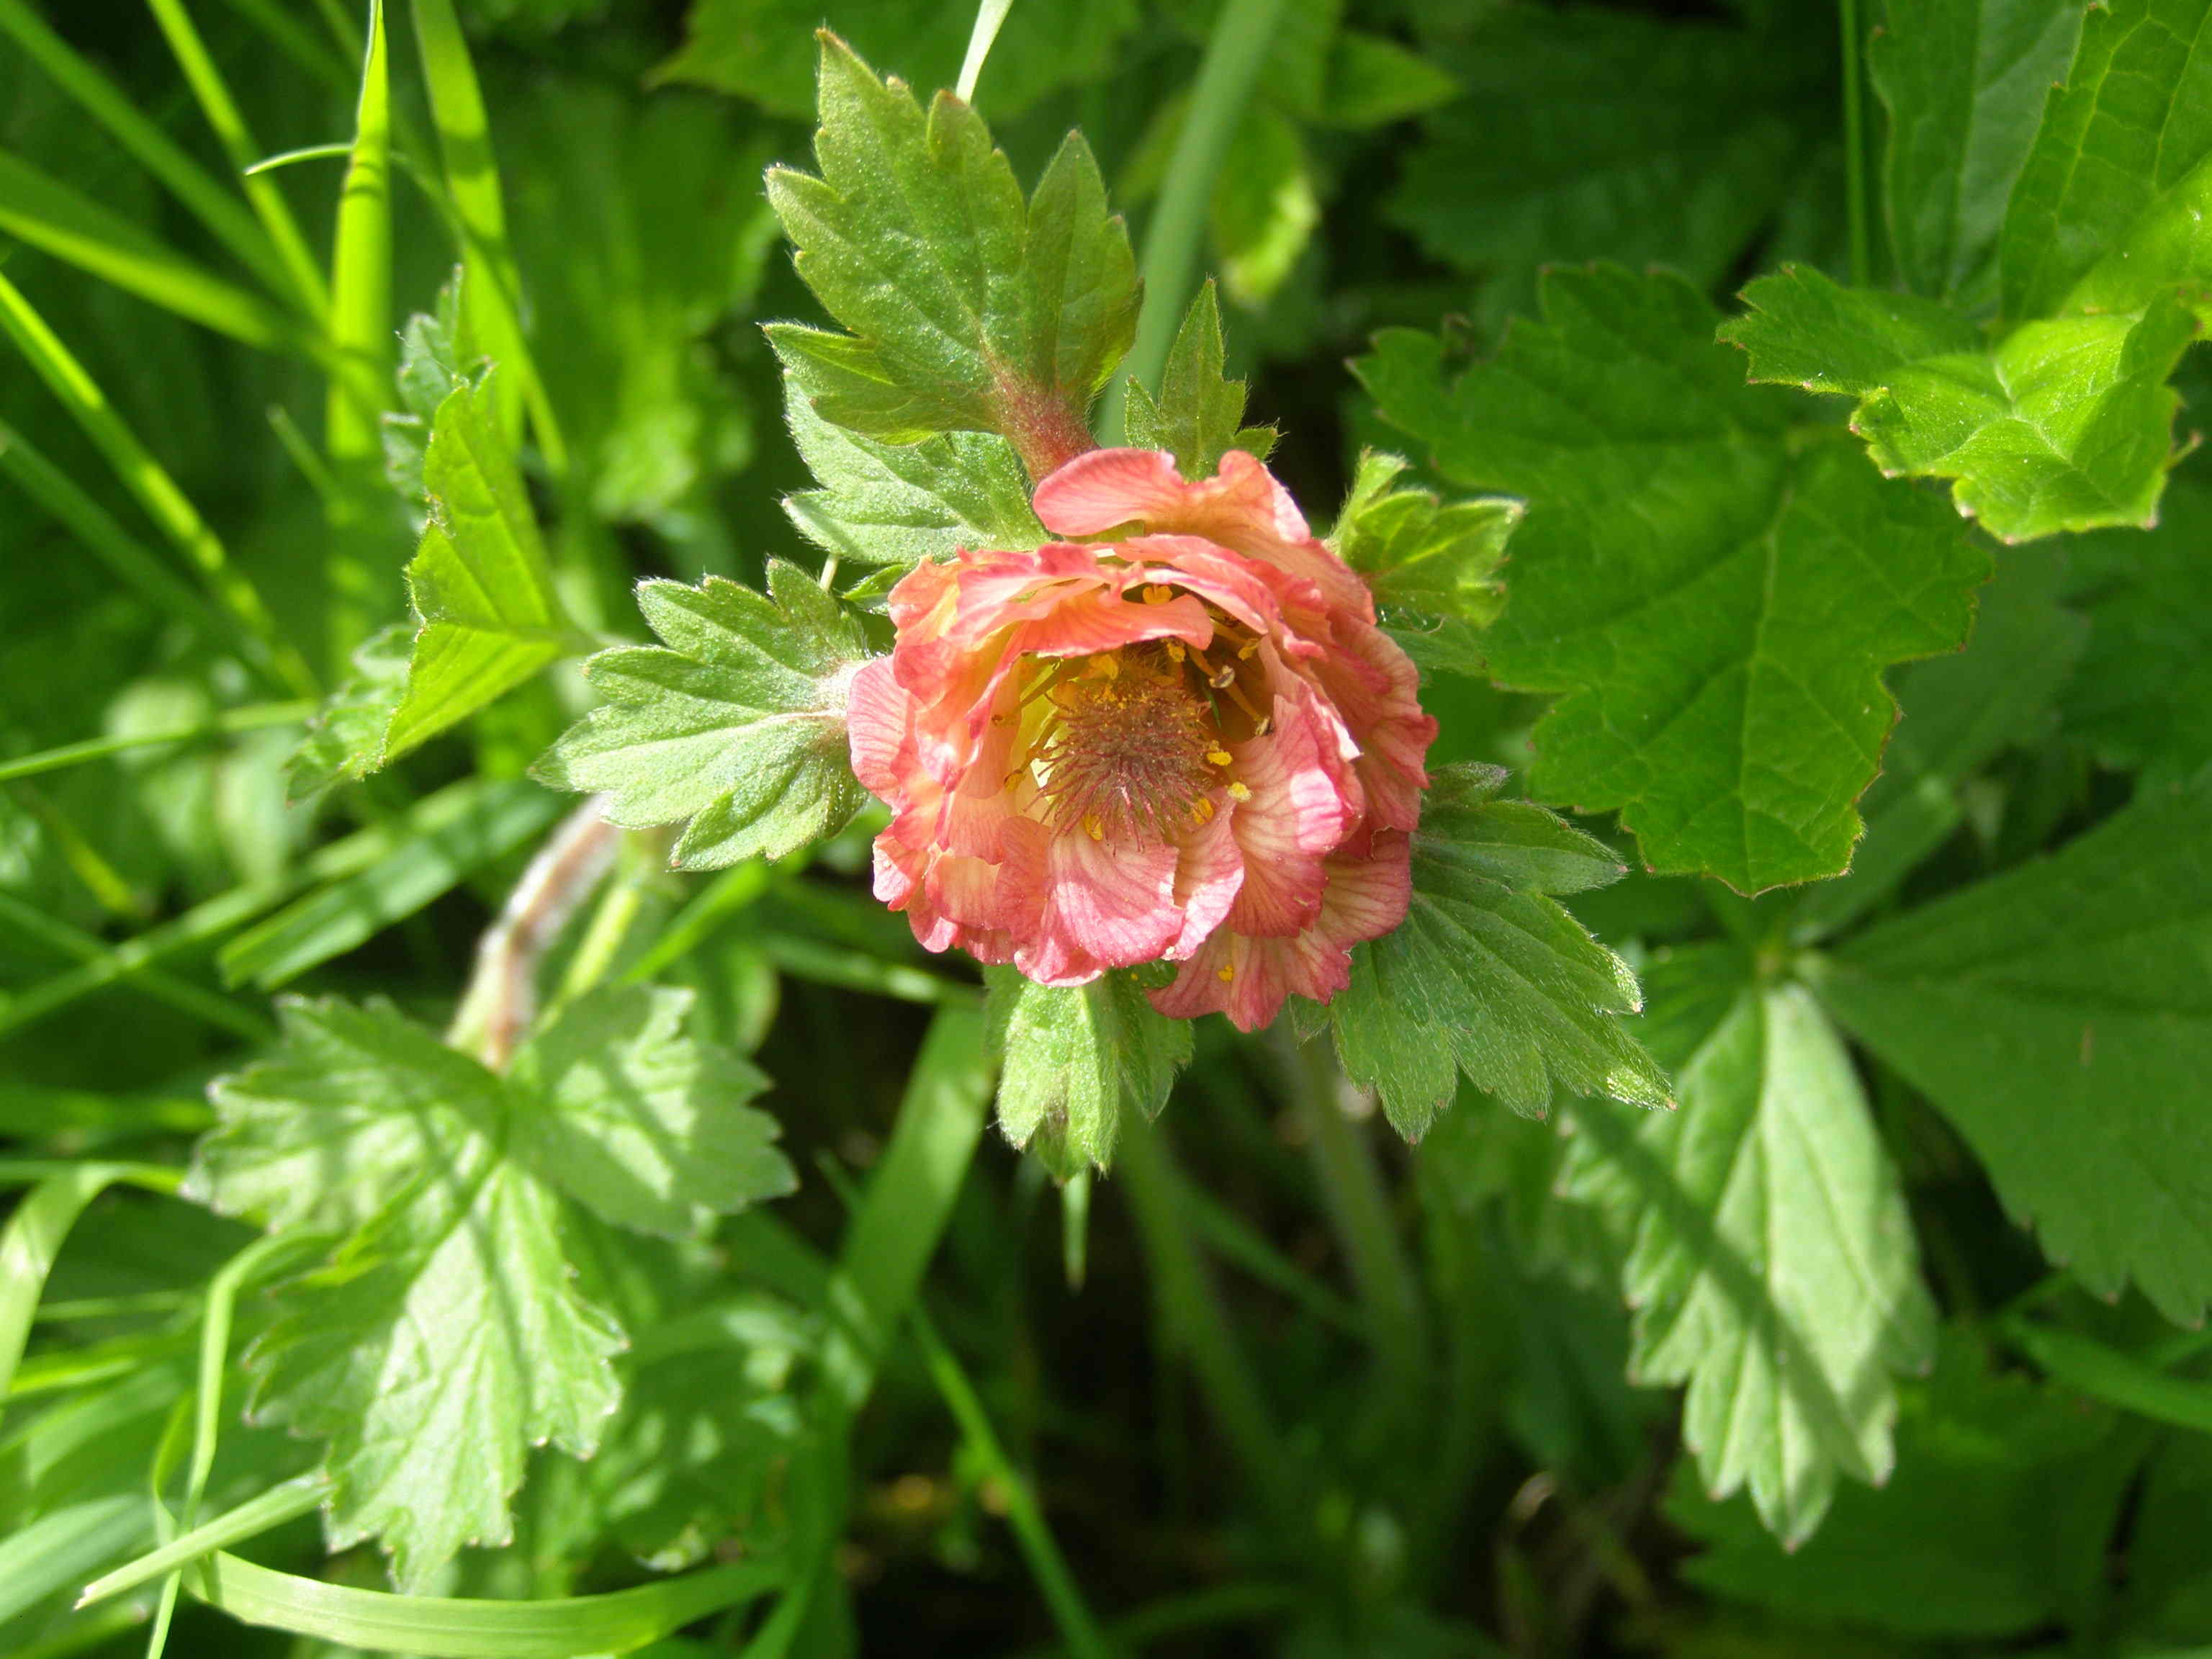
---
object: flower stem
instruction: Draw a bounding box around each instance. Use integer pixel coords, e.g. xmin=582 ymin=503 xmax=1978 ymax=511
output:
xmin=1101 ymin=0 xmax=1287 ymax=441
xmin=956 ymin=0 xmax=1015 ymax=104
xmin=1839 ymin=0 xmax=1871 ymax=288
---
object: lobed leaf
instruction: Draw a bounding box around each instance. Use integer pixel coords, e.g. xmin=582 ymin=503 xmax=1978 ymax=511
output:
xmin=984 ymin=968 xmax=1192 ymax=1177
xmin=1329 ymin=449 xmax=1514 ymax=677
xmin=1121 ymin=281 xmax=1275 ymax=481
xmin=538 ymin=562 xmax=872 ymax=868
xmin=1818 ymin=763 xmax=2212 ymax=1326
xmin=1328 ymin=763 xmax=1668 ymax=1138
xmin=1359 ymin=266 xmax=1988 ymax=891
xmin=1565 ymin=956 xmax=1938 ymax=1546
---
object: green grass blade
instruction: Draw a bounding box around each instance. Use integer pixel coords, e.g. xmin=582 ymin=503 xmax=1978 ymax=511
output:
xmin=0 ymin=891 xmax=274 ymax=1041
xmin=0 ymin=269 xmax=315 ymax=695
xmin=0 ymin=1164 xmax=143 ymax=1398
xmin=324 ymin=0 xmax=394 ymax=666
xmin=78 ymin=1473 xmax=331 ymax=1609
xmin=243 ymin=142 xmax=354 ymax=176
xmin=0 ymin=0 xmax=302 ymax=307
xmin=217 ymin=777 xmax=564 ymax=989
xmin=2005 ymin=1317 xmax=2212 ymax=1436
xmin=0 ymin=701 xmax=311 ymax=784
xmin=187 ymin=1553 xmax=785 ymax=1656
xmin=408 ymin=0 xmax=566 ymax=471
xmin=0 ymin=152 xmax=304 ymax=349
xmin=143 ymin=0 xmax=330 ymax=316
xmin=0 ymin=1496 xmax=152 ymax=1629
xmin=955 ymin=0 xmax=1015 ymax=102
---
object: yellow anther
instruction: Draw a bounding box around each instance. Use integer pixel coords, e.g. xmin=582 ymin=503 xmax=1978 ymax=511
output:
xmin=1087 ymin=653 xmax=1120 ymax=680
xmin=1237 ymin=640 xmax=1259 ymax=660
xmin=1192 ymin=796 xmax=1215 ymax=824
xmin=1215 ymin=964 xmax=1236 ymax=983
xmin=1208 ymin=664 xmax=1236 ymax=690
xmin=1083 ymin=813 xmax=1105 ymax=841
xmin=1143 ymin=583 xmax=1174 ymax=605
xmin=1206 ymin=749 xmax=1233 ymax=767
xmin=1227 ymin=781 xmax=1252 ymax=803
xmin=1165 ymin=639 xmax=1186 ymax=663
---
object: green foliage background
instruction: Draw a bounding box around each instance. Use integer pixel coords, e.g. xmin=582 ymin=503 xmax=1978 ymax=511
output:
xmin=3 ymin=1 xmax=2211 ymax=1656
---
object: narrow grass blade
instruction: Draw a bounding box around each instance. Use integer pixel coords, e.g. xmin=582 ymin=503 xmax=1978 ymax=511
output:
xmin=244 ymin=142 xmax=354 ymax=176
xmin=188 ymin=1552 xmax=784 ymax=1655
xmin=324 ymin=0 xmax=395 ymax=665
xmin=408 ymin=0 xmax=565 ymax=469
xmin=79 ymin=1473 xmax=331 ymax=1608
xmin=0 ymin=701 xmax=311 ymax=784
xmin=956 ymin=0 xmax=1015 ymax=102
xmin=144 ymin=0 xmax=329 ymax=316
xmin=0 ymin=891 xmax=273 ymax=1041
xmin=218 ymin=777 xmax=564 ymax=989
xmin=0 ymin=1496 xmax=151 ymax=1628
xmin=0 ymin=1164 xmax=141 ymax=1398
xmin=2005 ymin=1318 xmax=2212 ymax=1436
xmin=0 ymin=153 xmax=301 ymax=349
xmin=0 ymin=0 xmax=300 ymax=305
xmin=0 ymin=269 xmax=315 ymax=695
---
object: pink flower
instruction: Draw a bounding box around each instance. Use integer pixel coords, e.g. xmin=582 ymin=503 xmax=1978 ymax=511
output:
xmin=847 ymin=449 xmax=1437 ymax=1031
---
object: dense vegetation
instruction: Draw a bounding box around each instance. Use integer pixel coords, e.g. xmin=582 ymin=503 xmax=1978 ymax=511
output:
xmin=4 ymin=1 xmax=2211 ymax=1657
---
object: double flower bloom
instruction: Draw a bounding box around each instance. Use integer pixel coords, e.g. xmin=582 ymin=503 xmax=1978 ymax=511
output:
xmin=850 ymin=446 xmax=1437 ymax=1030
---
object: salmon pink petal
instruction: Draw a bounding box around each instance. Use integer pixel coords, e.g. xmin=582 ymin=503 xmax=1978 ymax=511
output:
xmin=1031 ymin=449 xmax=1190 ymax=536
xmin=846 ymin=658 xmax=913 ymax=796
xmin=1164 ymin=795 xmax=1244 ymax=958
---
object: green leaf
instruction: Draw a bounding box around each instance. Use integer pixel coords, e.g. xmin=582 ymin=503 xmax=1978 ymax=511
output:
xmin=192 ymin=993 xmax=793 ymax=1586
xmin=1121 ymin=280 xmax=1274 ymax=480
xmin=2064 ymin=472 xmax=2212 ymax=784
xmin=1817 ymin=765 xmax=2212 ymax=1326
xmin=778 ymin=364 xmax=1043 ymax=571
xmin=507 ymin=986 xmax=794 ymax=1236
xmin=984 ymin=968 xmax=1192 ymax=1177
xmin=1328 ymin=763 xmax=1668 ymax=1138
xmin=2000 ymin=0 xmax=2212 ymax=325
xmin=763 ymin=36 xmax=1138 ymax=475
xmin=1668 ymin=1331 xmax=2127 ymax=1636
xmin=538 ymin=562 xmax=872 ymax=868
xmin=381 ymin=272 xmax=480 ymax=511
xmin=1385 ymin=8 xmax=1827 ymax=326
xmin=282 ymin=625 xmax=411 ymax=803
xmin=1796 ymin=541 xmax=2085 ymax=939
xmin=1318 ymin=30 xmax=1461 ymax=130
xmin=653 ymin=0 xmax=1136 ymax=121
xmin=1723 ymin=264 xmax=2197 ymax=541
xmin=1869 ymin=0 xmax=2085 ymax=305
xmin=1328 ymin=449 xmax=1514 ymax=676
xmin=385 ymin=381 xmax=575 ymax=760
xmin=1563 ymin=956 xmax=1938 ymax=1546
xmin=1359 ymin=266 xmax=1989 ymax=891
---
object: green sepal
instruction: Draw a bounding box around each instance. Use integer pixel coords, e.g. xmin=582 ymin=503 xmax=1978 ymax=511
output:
xmin=1122 ymin=279 xmax=1277 ymax=480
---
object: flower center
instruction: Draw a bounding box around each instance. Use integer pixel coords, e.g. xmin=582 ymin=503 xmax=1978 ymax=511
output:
xmin=1030 ymin=648 xmax=1222 ymax=841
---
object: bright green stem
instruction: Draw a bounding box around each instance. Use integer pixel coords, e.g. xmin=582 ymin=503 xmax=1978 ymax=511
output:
xmin=325 ymin=0 xmax=394 ymax=668
xmin=1275 ymin=1030 xmax=1428 ymax=1431
xmin=1840 ymin=0 xmax=1870 ymax=289
xmin=1102 ymin=0 xmax=1287 ymax=441
xmin=1114 ymin=1111 xmax=1299 ymax=1527
xmin=909 ymin=1301 xmax=1111 ymax=1659
xmin=0 ymin=701 xmax=312 ymax=785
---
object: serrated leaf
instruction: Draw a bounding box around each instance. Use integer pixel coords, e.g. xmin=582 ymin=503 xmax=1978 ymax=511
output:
xmin=192 ymin=992 xmax=793 ymax=1587
xmin=382 ymin=269 xmax=482 ymax=511
xmin=1563 ymin=956 xmax=1938 ymax=1547
xmin=1869 ymin=0 xmax=2085 ymax=306
xmin=1818 ymin=764 xmax=2212 ymax=1326
xmin=385 ymin=382 xmax=576 ymax=762
xmin=1725 ymin=264 xmax=2196 ymax=541
xmin=1330 ymin=449 xmax=1514 ymax=676
xmin=763 ymin=37 xmax=1137 ymax=475
xmin=984 ymin=967 xmax=1190 ymax=1177
xmin=778 ymin=364 xmax=1042 ymax=570
xmin=508 ymin=984 xmax=795 ymax=1236
xmin=539 ymin=562 xmax=871 ymax=868
xmin=1328 ymin=763 xmax=1667 ymax=1138
xmin=1319 ymin=30 xmax=1462 ymax=130
xmin=1668 ymin=1330 xmax=2128 ymax=1636
xmin=2000 ymin=0 xmax=2212 ymax=326
xmin=1358 ymin=266 xmax=1989 ymax=891
xmin=652 ymin=0 xmax=1136 ymax=121
xmin=1120 ymin=282 xmax=1272 ymax=480
xmin=283 ymin=625 xmax=412 ymax=803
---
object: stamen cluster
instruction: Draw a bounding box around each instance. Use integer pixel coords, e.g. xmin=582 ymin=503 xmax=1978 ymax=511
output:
xmin=845 ymin=448 xmax=1437 ymax=1030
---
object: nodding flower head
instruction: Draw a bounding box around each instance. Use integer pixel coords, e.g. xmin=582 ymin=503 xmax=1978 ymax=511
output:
xmin=846 ymin=447 xmax=1437 ymax=1031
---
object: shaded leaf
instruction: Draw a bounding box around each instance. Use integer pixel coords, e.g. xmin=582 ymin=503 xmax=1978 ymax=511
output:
xmin=984 ymin=967 xmax=1191 ymax=1177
